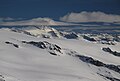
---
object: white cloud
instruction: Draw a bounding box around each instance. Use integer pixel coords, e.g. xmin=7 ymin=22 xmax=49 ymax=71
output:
xmin=60 ymin=11 xmax=120 ymax=23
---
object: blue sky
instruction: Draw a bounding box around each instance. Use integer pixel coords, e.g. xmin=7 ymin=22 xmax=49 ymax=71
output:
xmin=0 ymin=0 xmax=120 ymax=20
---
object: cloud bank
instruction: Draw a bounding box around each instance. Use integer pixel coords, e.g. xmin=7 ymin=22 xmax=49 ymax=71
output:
xmin=60 ymin=11 xmax=120 ymax=23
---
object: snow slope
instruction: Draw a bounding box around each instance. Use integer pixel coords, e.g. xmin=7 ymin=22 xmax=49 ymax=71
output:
xmin=0 ymin=28 xmax=120 ymax=81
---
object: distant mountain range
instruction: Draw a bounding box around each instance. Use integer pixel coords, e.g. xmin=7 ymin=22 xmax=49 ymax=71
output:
xmin=0 ymin=17 xmax=120 ymax=26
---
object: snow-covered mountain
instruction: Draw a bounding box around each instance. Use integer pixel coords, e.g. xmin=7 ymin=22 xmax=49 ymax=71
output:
xmin=9 ymin=26 xmax=120 ymax=42
xmin=0 ymin=27 xmax=120 ymax=81
xmin=0 ymin=18 xmax=77 ymax=26
xmin=8 ymin=26 xmax=80 ymax=39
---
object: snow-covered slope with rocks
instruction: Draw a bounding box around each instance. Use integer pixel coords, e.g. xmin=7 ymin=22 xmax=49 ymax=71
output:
xmin=9 ymin=26 xmax=80 ymax=39
xmin=0 ymin=27 xmax=120 ymax=81
xmin=24 ymin=26 xmax=63 ymax=38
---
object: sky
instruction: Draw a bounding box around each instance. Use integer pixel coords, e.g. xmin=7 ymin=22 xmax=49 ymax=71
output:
xmin=0 ymin=0 xmax=120 ymax=21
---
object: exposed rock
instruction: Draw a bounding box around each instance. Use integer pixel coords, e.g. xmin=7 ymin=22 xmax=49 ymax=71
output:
xmin=100 ymin=41 xmax=115 ymax=45
xmin=105 ymin=64 xmax=120 ymax=73
xmin=75 ymin=55 xmax=105 ymax=66
xmin=102 ymin=47 xmax=112 ymax=52
xmin=83 ymin=35 xmax=96 ymax=41
xmin=98 ymin=73 xmax=120 ymax=81
xmin=82 ymin=34 xmax=117 ymax=45
xmin=102 ymin=47 xmax=120 ymax=57
xmin=5 ymin=41 xmax=19 ymax=48
xmin=113 ymin=35 xmax=120 ymax=42
xmin=74 ymin=54 xmax=120 ymax=74
xmin=0 ymin=75 xmax=5 ymax=81
xmin=64 ymin=32 xmax=79 ymax=39
xmin=11 ymin=29 xmax=35 ymax=36
xmin=49 ymin=52 xmax=58 ymax=56
xmin=22 ymin=41 xmax=63 ymax=56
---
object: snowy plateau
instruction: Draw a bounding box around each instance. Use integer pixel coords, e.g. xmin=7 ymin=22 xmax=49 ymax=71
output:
xmin=0 ymin=25 xmax=120 ymax=81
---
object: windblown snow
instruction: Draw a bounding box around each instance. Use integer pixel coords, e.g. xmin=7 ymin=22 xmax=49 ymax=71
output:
xmin=0 ymin=26 xmax=120 ymax=81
